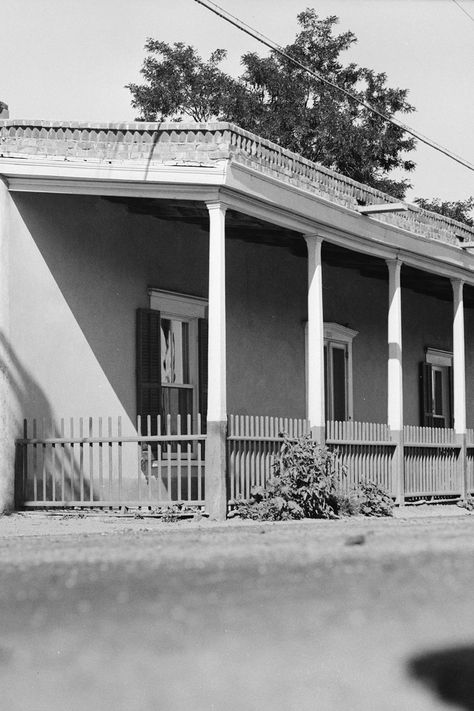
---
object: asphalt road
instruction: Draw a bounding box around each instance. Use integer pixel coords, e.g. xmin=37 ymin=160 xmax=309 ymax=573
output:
xmin=2 ymin=512 xmax=474 ymax=711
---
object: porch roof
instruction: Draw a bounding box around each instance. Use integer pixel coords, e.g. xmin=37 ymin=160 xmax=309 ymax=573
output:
xmin=1 ymin=119 xmax=473 ymax=249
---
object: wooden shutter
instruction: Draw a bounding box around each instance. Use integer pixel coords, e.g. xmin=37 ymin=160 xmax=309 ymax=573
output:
xmin=198 ymin=318 xmax=208 ymax=431
xmin=448 ymin=365 xmax=454 ymax=428
xmin=420 ymin=362 xmax=435 ymax=426
xmin=136 ymin=308 xmax=161 ymax=435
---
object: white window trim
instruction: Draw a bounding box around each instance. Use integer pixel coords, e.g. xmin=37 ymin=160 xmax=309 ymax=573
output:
xmin=305 ymin=322 xmax=358 ymax=421
xmin=148 ymin=289 xmax=207 ymax=426
xmin=149 ymin=288 xmax=207 ymax=320
xmin=425 ymin=347 xmax=452 ymax=368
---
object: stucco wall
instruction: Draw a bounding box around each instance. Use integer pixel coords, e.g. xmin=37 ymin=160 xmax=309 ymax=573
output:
xmin=9 ymin=193 xmax=308 ymax=423
xmin=8 ymin=192 xmax=474 ymax=429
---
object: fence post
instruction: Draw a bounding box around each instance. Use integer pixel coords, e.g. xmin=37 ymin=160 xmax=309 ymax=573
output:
xmin=393 ymin=430 xmax=405 ymax=505
xmin=459 ymin=433 xmax=468 ymax=501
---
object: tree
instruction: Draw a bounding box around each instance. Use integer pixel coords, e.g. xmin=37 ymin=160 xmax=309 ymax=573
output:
xmin=127 ymin=10 xmax=416 ymax=198
xmin=413 ymin=197 xmax=474 ymax=227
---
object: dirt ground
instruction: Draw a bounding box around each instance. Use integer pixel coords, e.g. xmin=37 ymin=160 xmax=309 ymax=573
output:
xmin=1 ymin=508 xmax=474 ymax=711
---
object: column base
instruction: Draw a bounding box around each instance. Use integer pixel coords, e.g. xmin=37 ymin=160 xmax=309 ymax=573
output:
xmin=205 ymin=420 xmax=228 ymax=521
xmin=310 ymin=424 xmax=325 ymax=445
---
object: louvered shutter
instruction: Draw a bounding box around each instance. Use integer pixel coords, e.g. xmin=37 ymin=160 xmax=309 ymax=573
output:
xmin=448 ymin=366 xmax=454 ymax=428
xmin=136 ymin=308 xmax=161 ymax=435
xmin=198 ymin=318 xmax=208 ymax=431
xmin=420 ymin=361 xmax=435 ymax=426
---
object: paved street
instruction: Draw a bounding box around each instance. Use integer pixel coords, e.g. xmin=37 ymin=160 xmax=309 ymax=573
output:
xmin=1 ymin=511 xmax=474 ymax=710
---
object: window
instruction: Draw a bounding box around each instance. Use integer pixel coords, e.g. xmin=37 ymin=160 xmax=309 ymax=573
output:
xmin=305 ymin=322 xmax=358 ymax=422
xmin=420 ymin=348 xmax=453 ymax=428
xmin=324 ymin=323 xmax=358 ymax=421
xmin=136 ymin=290 xmax=208 ymax=435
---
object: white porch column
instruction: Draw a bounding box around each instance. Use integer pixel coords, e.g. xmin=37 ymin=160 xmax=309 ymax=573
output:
xmin=305 ymin=234 xmax=325 ymax=443
xmin=205 ymin=201 xmax=227 ymax=520
xmin=452 ymin=279 xmax=466 ymax=435
xmin=451 ymin=278 xmax=467 ymax=499
xmin=0 ymin=179 xmax=14 ymax=513
xmin=386 ymin=258 xmax=404 ymax=503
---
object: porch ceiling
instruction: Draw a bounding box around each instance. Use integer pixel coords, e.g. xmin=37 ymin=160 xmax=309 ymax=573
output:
xmin=103 ymin=196 xmax=474 ymax=307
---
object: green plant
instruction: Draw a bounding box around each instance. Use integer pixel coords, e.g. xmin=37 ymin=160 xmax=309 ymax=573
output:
xmin=352 ymin=481 xmax=394 ymax=517
xmin=235 ymin=435 xmax=344 ymax=521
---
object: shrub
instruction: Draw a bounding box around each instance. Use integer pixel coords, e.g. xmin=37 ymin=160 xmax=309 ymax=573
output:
xmin=235 ymin=435 xmax=343 ymax=521
xmin=233 ymin=435 xmax=394 ymax=521
xmin=351 ymin=481 xmax=394 ymax=517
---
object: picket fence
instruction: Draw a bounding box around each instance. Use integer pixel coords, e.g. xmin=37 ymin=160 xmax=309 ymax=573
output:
xmin=17 ymin=415 xmax=206 ymax=508
xmin=17 ymin=414 xmax=474 ymax=509
xmin=227 ymin=416 xmax=471 ymax=503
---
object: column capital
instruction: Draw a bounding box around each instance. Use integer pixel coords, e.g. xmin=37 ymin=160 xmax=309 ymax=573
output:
xmin=303 ymin=233 xmax=323 ymax=246
xmin=386 ymin=256 xmax=403 ymax=270
xmin=451 ymin=277 xmax=465 ymax=291
xmin=206 ymin=201 xmax=228 ymax=214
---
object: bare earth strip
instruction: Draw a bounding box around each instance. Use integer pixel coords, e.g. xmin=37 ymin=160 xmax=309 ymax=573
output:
xmin=1 ymin=511 xmax=474 ymax=711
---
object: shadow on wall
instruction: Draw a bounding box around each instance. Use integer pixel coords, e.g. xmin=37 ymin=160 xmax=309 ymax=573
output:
xmin=11 ymin=192 xmax=208 ymax=422
xmin=0 ymin=332 xmax=92 ymax=505
xmin=409 ymin=646 xmax=474 ymax=709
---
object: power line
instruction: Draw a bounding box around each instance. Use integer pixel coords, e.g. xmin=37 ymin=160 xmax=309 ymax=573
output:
xmin=194 ymin=0 xmax=474 ymax=174
xmin=452 ymin=0 xmax=474 ymax=23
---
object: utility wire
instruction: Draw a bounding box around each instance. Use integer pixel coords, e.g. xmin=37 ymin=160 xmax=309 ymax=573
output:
xmin=452 ymin=0 xmax=474 ymax=23
xmin=194 ymin=0 xmax=474 ymax=174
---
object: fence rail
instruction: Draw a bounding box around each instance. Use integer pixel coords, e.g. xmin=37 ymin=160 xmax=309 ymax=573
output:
xmin=17 ymin=415 xmax=206 ymax=508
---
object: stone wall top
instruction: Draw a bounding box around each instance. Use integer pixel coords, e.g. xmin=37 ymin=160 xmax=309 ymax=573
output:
xmin=1 ymin=118 xmax=472 ymax=245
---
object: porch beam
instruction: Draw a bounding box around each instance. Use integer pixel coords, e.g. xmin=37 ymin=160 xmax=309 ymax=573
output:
xmin=451 ymin=278 xmax=468 ymax=500
xmin=386 ymin=258 xmax=404 ymax=504
xmin=305 ymin=234 xmax=325 ymax=444
xmin=205 ymin=201 xmax=228 ymax=520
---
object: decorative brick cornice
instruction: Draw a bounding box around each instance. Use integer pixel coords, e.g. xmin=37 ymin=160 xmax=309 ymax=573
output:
xmin=0 ymin=118 xmax=472 ymax=245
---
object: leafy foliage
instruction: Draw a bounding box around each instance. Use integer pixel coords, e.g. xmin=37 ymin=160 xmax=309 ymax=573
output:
xmin=127 ymin=10 xmax=416 ymax=198
xmin=233 ymin=435 xmax=394 ymax=520
xmin=235 ymin=435 xmax=342 ymax=521
xmin=350 ymin=481 xmax=394 ymax=517
xmin=413 ymin=197 xmax=474 ymax=227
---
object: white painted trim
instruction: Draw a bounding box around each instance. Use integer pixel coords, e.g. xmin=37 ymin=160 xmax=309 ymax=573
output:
xmin=425 ymin=347 xmax=453 ymax=368
xmin=304 ymin=320 xmax=357 ymax=422
xmin=324 ymin=323 xmax=358 ymax=343
xmin=148 ymin=289 xmax=207 ymax=319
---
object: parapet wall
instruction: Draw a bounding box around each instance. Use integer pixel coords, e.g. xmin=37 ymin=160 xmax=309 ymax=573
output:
xmin=1 ymin=119 xmax=472 ymax=246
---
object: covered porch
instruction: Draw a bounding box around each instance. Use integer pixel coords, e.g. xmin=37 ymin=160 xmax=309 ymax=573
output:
xmin=2 ymin=120 xmax=474 ymax=516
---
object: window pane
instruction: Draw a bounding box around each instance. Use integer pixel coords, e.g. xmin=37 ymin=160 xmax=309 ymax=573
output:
xmin=161 ymin=319 xmax=189 ymax=384
xmin=433 ymin=369 xmax=443 ymax=416
xmin=332 ymin=346 xmax=346 ymax=421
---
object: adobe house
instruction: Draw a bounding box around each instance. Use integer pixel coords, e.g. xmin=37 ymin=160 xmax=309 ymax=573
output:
xmin=0 ymin=119 xmax=473 ymax=517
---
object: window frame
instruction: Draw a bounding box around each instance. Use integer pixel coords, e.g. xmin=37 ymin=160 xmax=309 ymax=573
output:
xmin=424 ymin=347 xmax=453 ymax=428
xmin=305 ymin=322 xmax=358 ymax=422
xmin=148 ymin=289 xmax=207 ymax=428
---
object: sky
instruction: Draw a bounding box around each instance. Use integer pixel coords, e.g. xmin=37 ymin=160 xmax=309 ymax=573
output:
xmin=1 ymin=0 xmax=473 ymax=204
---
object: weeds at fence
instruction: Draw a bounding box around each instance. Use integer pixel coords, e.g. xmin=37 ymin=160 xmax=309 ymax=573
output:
xmin=232 ymin=435 xmax=393 ymax=521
